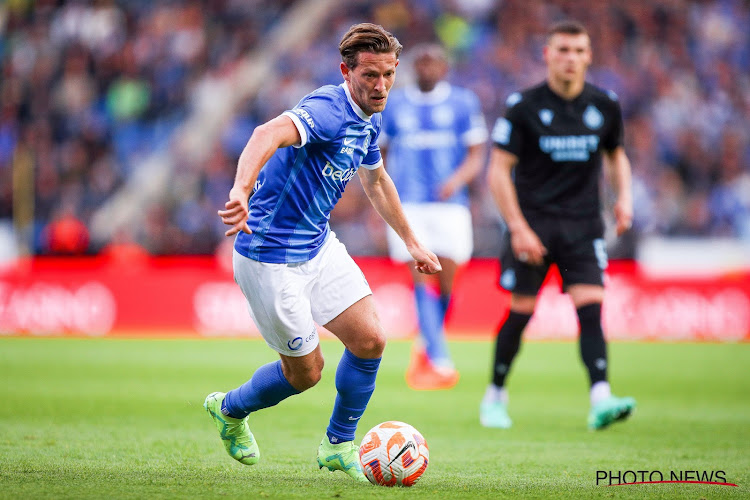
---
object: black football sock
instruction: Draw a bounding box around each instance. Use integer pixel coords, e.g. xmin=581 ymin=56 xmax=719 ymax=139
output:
xmin=577 ymin=303 xmax=608 ymax=386
xmin=491 ymin=311 xmax=532 ymax=387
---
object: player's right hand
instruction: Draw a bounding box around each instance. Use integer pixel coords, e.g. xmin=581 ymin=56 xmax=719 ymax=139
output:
xmin=511 ymin=227 xmax=547 ymax=266
xmin=218 ymin=188 xmax=252 ymax=236
xmin=407 ymin=243 xmax=442 ymax=274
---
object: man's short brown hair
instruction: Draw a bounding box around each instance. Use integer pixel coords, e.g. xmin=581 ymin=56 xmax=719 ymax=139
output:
xmin=339 ymin=23 xmax=402 ymax=69
xmin=547 ymin=20 xmax=588 ymax=40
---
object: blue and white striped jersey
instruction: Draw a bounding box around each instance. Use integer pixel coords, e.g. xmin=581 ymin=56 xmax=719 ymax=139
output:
xmin=234 ymin=83 xmax=383 ymax=264
xmin=379 ymin=81 xmax=487 ymax=206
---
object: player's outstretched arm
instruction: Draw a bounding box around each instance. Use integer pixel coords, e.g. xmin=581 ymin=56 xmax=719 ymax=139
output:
xmin=487 ymin=148 xmax=547 ymax=265
xmin=358 ymin=165 xmax=442 ymax=274
xmin=218 ymin=115 xmax=301 ymax=237
xmin=603 ymin=146 xmax=633 ymax=236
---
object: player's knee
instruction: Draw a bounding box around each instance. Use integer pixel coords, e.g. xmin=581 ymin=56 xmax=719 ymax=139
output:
xmin=288 ymin=365 xmax=323 ymax=391
xmin=568 ymin=284 xmax=604 ymax=307
xmin=283 ymin=354 xmax=324 ymax=391
xmin=351 ymin=331 xmax=386 ymax=359
xmin=510 ymin=293 xmax=537 ymax=314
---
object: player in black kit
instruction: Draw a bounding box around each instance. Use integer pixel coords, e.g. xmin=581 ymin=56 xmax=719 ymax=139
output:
xmin=480 ymin=20 xmax=636 ymax=430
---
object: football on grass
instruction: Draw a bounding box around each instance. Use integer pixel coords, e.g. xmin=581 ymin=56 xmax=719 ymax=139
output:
xmin=358 ymin=421 xmax=429 ymax=487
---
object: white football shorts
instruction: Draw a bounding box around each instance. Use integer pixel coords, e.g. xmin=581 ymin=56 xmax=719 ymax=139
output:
xmin=232 ymin=233 xmax=372 ymax=357
xmin=386 ymin=202 xmax=473 ymax=264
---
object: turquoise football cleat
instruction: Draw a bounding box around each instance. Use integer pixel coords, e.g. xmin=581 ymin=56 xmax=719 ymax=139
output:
xmin=588 ymin=395 xmax=636 ymax=430
xmin=479 ymin=400 xmax=513 ymax=429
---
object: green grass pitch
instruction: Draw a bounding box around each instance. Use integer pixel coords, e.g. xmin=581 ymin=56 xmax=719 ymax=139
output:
xmin=1 ymin=337 xmax=748 ymax=499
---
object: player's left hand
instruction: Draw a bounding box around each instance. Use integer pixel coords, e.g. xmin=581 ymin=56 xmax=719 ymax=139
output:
xmin=613 ymin=198 xmax=633 ymax=236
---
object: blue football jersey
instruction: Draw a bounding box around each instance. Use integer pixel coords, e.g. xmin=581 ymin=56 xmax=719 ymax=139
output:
xmin=234 ymin=83 xmax=383 ymax=263
xmin=380 ymin=81 xmax=487 ymax=206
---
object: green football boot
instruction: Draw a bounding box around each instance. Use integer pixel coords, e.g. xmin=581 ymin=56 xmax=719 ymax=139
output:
xmin=317 ymin=437 xmax=370 ymax=483
xmin=479 ymin=400 xmax=513 ymax=429
xmin=588 ymin=395 xmax=636 ymax=430
xmin=203 ymin=392 xmax=259 ymax=465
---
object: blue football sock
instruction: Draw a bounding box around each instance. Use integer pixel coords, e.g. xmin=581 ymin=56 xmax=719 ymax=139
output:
xmin=223 ymin=360 xmax=300 ymax=419
xmin=326 ymin=349 xmax=381 ymax=444
xmin=414 ymin=284 xmax=450 ymax=363
xmin=439 ymin=293 xmax=451 ymax=319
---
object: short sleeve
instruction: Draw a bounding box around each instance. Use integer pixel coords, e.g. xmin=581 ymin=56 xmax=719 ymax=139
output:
xmin=492 ymin=98 xmax=523 ymax=157
xmin=461 ymin=91 xmax=489 ymax=146
xmin=362 ymin=124 xmax=383 ymax=170
xmin=283 ymin=92 xmax=344 ymax=148
xmin=602 ymin=97 xmax=624 ymax=151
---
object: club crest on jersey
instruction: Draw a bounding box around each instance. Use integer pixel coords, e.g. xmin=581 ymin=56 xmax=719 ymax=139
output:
xmin=539 ymin=109 xmax=554 ymax=126
xmin=583 ymin=105 xmax=603 ymax=130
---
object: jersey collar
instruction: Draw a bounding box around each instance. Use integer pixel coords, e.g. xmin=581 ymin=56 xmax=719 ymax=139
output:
xmin=404 ymin=81 xmax=451 ymax=105
xmin=341 ymin=83 xmax=372 ymax=121
xmin=544 ymin=81 xmax=586 ymax=103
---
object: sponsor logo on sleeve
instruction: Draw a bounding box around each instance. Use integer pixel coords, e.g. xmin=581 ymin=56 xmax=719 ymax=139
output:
xmin=292 ymin=108 xmax=315 ymax=128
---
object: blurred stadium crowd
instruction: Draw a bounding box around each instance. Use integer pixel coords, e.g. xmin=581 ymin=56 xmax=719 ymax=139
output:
xmin=1 ymin=0 xmax=749 ymax=258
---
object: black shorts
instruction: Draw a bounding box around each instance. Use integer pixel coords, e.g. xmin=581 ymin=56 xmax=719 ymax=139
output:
xmin=498 ymin=214 xmax=607 ymax=295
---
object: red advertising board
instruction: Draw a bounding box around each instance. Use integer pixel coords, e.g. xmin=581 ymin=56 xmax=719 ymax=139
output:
xmin=1 ymin=256 xmax=748 ymax=341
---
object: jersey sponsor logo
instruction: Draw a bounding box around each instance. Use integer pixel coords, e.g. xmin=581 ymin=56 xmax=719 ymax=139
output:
xmin=492 ymin=118 xmax=512 ymax=145
xmin=343 ymin=137 xmax=356 ymax=145
xmin=322 ymin=161 xmax=357 ymax=182
xmin=539 ymin=134 xmax=600 ymax=161
xmin=539 ymin=109 xmax=554 ymax=126
xmin=291 ymin=108 xmax=315 ymax=128
xmin=583 ymin=105 xmax=604 ymax=130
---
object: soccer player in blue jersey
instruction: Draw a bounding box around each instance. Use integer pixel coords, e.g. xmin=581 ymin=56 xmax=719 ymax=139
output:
xmin=379 ymin=44 xmax=488 ymax=390
xmin=203 ymin=23 xmax=441 ymax=482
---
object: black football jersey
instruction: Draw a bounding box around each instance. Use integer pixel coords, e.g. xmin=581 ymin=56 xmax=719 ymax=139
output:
xmin=492 ymin=82 xmax=624 ymax=218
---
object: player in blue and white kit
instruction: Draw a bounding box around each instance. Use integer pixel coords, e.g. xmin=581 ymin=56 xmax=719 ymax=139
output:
xmin=203 ymin=24 xmax=441 ymax=482
xmin=379 ymin=44 xmax=488 ymax=390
